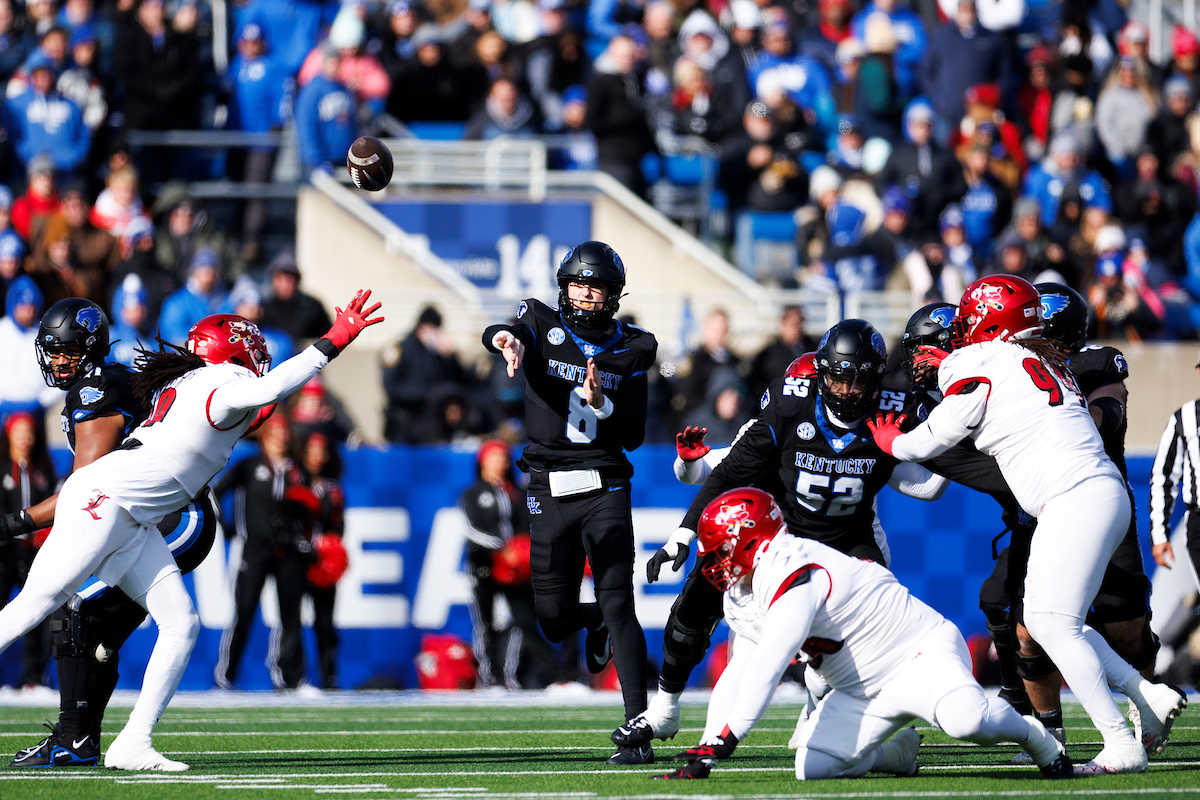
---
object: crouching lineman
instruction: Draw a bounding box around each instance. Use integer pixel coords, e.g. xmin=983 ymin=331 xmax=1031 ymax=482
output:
xmin=657 ymin=488 xmax=1071 ymax=781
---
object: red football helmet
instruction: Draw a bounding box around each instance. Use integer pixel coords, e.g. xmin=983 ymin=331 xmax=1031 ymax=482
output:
xmin=955 ymin=276 xmax=1042 ymax=347
xmin=186 ymin=314 xmax=272 ymax=376
xmin=785 ymin=352 xmax=817 ymax=379
xmin=696 ymin=487 xmax=786 ymax=591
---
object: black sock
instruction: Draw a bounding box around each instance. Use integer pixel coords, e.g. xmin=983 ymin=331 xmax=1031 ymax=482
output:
xmin=1036 ymin=708 xmax=1064 ymax=730
xmin=596 ymin=588 xmax=648 ymax=721
xmin=55 ymin=655 xmax=90 ymax=741
xmin=580 ymin=602 xmax=603 ymax=633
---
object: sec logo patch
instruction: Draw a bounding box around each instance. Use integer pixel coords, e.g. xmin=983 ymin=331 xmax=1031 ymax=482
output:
xmin=796 ymin=422 xmax=815 ymax=440
xmin=547 ymin=327 xmax=566 ymax=346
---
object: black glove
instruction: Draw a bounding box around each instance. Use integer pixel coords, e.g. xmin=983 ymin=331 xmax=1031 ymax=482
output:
xmin=0 ymin=510 xmax=36 ymax=541
xmin=674 ymin=730 xmax=739 ymax=762
xmin=646 ymin=527 xmax=694 ymax=583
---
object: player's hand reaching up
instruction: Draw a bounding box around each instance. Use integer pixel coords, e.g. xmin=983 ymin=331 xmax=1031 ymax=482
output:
xmin=914 ymin=344 xmax=950 ymax=372
xmin=676 ymin=426 xmax=711 ymax=462
xmin=866 ymin=411 xmax=907 ymax=456
xmin=324 ymin=290 xmax=384 ymax=354
xmin=493 ymin=332 xmax=525 ymax=377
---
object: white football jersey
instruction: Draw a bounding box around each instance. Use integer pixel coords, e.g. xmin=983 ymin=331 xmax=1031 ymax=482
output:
xmin=938 ymin=340 xmax=1119 ymax=515
xmin=723 ymin=534 xmax=945 ymax=698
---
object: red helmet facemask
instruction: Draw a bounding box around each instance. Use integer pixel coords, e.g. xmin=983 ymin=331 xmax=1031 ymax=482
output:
xmin=696 ymin=487 xmax=786 ymax=591
xmin=785 ymin=352 xmax=817 ymax=379
xmin=186 ymin=314 xmax=272 ymax=376
xmin=954 ymin=275 xmax=1043 ymax=348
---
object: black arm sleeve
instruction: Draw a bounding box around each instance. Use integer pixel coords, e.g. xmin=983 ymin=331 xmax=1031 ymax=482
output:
xmin=680 ymin=416 xmax=782 ymax=531
xmin=1090 ymin=396 xmax=1125 ymax=438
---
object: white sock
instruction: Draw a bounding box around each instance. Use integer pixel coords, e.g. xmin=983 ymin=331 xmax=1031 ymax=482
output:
xmin=123 ymin=573 xmax=200 ymax=740
xmin=651 ymin=688 xmax=682 ymax=710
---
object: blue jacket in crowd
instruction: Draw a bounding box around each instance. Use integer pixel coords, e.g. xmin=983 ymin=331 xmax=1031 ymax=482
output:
xmin=159 ymin=281 xmax=228 ymax=346
xmin=923 ymin=22 xmax=1012 ymax=124
xmin=850 ymin=3 xmax=927 ymax=97
xmin=294 ymin=73 xmax=358 ymax=173
xmin=1023 ymin=162 xmax=1112 ymax=227
xmin=229 ymin=52 xmax=291 ymax=142
xmin=748 ymin=51 xmax=837 ymax=148
xmin=235 ymin=0 xmax=338 ymax=77
xmin=961 ymin=177 xmax=1006 ymax=260
xmin=6 ymin=86 xmax=91 ymax=172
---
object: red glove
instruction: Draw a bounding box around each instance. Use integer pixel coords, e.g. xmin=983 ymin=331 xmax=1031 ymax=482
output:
xmin=323 ymin=289 xmax=384 ymax=353
xmin=913 ymin=345 xmax=950 ymax=372
xmin=676 ymin=426 xmax=711 ymax=462
xmin=866 ymin=411 xmax=907 ymax=456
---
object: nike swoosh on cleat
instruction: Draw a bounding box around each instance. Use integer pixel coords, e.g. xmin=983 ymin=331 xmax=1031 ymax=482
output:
xmin=72 ymin=738 xmax=89 ymax=749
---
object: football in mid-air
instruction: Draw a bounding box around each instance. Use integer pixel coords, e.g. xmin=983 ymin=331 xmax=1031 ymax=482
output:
xmin=347 ymin=136 xmax=394 ymax=192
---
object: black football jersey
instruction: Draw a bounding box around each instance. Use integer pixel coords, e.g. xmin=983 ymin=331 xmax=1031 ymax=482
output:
xmin=485 ymin=298 xmax=657 ymax=475
xmin=1069 ymin=344 xmax=1129 ymax=478
xmin=61 ymin=363 xmax=147 ymax=454
xmin=680 ymin=375 xmax=903 ymax=555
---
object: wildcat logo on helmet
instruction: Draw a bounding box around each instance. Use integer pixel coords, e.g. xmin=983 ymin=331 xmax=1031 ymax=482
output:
xmin=75 ymin=306 xmax=103 ymax=333
xmin=225 ymin=320 xmax=263 ymax=345
xmin=714 ymin=501 xmax=755 ymax=531
xmin=1040 ymin=293 xmax=1070 ymax=320
xmin=929 ymin=306 xmax=956 ymax=328
xmin=871 ymin=331 xmax=886 ymax=359
xmin=970 ymin=283 xmax=1008 ymax=315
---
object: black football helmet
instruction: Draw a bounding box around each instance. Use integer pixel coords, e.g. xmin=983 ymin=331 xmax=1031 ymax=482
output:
xmin=36 ymin=298 xmax=111 ymax=389
xmin=900 ymin=302 xmax=957 ymax=388
xmin=557 ymin=241 xmax=626 ymax=329
xmin=1035 ymin=282 xmax=1088 ymax=352
xmin=815 ymin=319 xmax=887 ymax=421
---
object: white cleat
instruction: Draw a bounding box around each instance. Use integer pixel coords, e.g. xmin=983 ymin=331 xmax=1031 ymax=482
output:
xmin=883 ymin=726 xmax=922 ymax=777
xmin=1073 ymin=739 xmax=1147 ymax=775
xmin=1010 ymin=723 xmax=1065 ymax=765
xmin=788 ymin=704 xmax=812 ymax=750
xmin=642 ymin=691 xmax=680 ymax=741
xmin=1134 ymin=683 xmax=1187 ymax=756
xmin=104 ymin=734 xmax=190 ymax=772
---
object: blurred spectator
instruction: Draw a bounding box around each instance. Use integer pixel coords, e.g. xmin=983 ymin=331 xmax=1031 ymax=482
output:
xmin=1089 ymin=244 xmax=1160 ymax=341
xmin=1023 ymin=132 xmax=1111 ymax=227
xmin=49 ymin=178 xmax=118 ymax=300
xmin=105 ymin=216 xmax=174 ymax=323
xmin=57 ymin=25 xmax=106 ymax=133
xmin=519 ymin=0 xmax=589 ymax=131
xmin=1116 ymin=148 xmax=1195 ymax=274
xmin=298 ymin=6 xmax=390 ymax=112
xmin=683 ymin=369 xmax=749 ymax=446
xmin=957 ymin=138 xmax=1010 ymax=260
xmin=6 ymin=51 xmax=90 ymax=175
xmin=420 ymin=384 xmax=484 ymax=445
xmin=1018 ymin=46 xmax=1054 ymax=158
xmin=879 ymin=99 xmax=964 ymax=237
xmin=300 ymin=428 xmax=345 ymax=689
xmin=949 ymin=84 xmax=1025 ymax=175
xmin=1060 ymin=10 xmax=1112 ymax=81
xmin=806 ymin=200 xmax=895 ymax=293
xmin=376 ymin=0 xmax=419 ymax=68
xmin=260 ymin=250 xmax=331 ymax=341
xmin=228 ymin=23 xmax=289 ymax=263
xmin=1147 ymin=76 xmax=1196 ymax=168
xmin=386 ymin=29 xmax=465 ymax=122
xmin=225 ymin=276 xmax=294 ymax=363
xmin=152 ymin=183 xmax=240 ymax=284
xmin=997 ymin=195 xmax=1068 ymax=282
xmin=585 ymin=35 xmax=655 ymax=197
xmin=1167 ymin=25 xmax=1200 ymax=101
xmin=877 ymin=184 xmax=918 ymax=257
xmin=89 ymin=165 xmax=143 ymax=238
xmin=235 ymin=0 xmax=337 ymax=78
xmin=669 ymin=55 xmax=735 ymax=143
xmin=677 ymin=308 xmax=741 ymax=417
xmin=27 ymin=212 xmax=89 ymax=305
xmin=853 ymin=14 xmax=906 ymax=141
xmin=916 ymin=203 xmax=976 ymax=300
xmin=158 ymin=247 xmax=227 ymax=345
xmin=827 ymin=113 xmax=866 ymax=176
xmin=458 ymin=29 xmax=517 ymax=112
xmin=0 ymin=236 xmax=23 ymax=299
xmin=381 ymin=305 xmax=468 ymax=442
xmin=924 ymin=0 xmax=1011 ymax=128
xmin=1048 ymin=53 xmax=1096 ymax=146
xmin=717 ymin=0 xmax=761 ymax=115
xmin=587 ymin=0 xmax=642 ymax=44
xmin=935 ymin=0 xmax=1024 ymax=31
xmin=290 ymin=375 xmax=351 ymax=443
xmin=720 ymin=100 xmax=808 ymax=212
xmin=0 ymin=0 xmax=34 ymax=84
xmin=550 ymin=85 xmax=597 ymax=169
xmin=108 ymin=273 xmax=151 ymax=366
xmin=24 ymin=0 xmax=55 ymax=39
xmin=796 ymin=164 xmax=842 ymax=268
xmin=114 ymin=0 xmax=202 ymax=132
xmin=849 ymin=0 xmax=925 ymax=97
xmin=986 ymin=229 xmax=1036 ymax=281
xmin=6 ymin=26 xmax=70 ymax=95
xmin=800 ymin=0 xmax=852 ymax=83
xmin=12 ymin=155 xmax=59 ymax=243
xmin=640 ymin=0 xmax=677 ymax=78
xmin=832 ymin=38 xmax=864 ymax=112
xmin=461 ymin=439 xmax=558 ymax=689
xmin=0 ymin=187 xmax=20 ymax=251
xmin=749 ymin=15 xmax=836 ymax=149
xmin=1095 ymin=56 xmax=1158 ymax=175
xmin=465 ymin=77 xmax=539 ymax=139
xmin=295 ymin=47 xmax=359 ymax=175
xmin=747 ymin=306 xmax=817 ymax=398
xmin=0 ymin=277 xmax=60 ymax=418
xmin=0 ymin=411 xmax=55 ymax=689
xmin=448 ymin=0 xmax=492 ymax=69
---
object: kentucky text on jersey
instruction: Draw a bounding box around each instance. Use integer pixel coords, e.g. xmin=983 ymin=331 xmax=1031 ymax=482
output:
xmin=794 ymin=453 xmax=878 ymax=475
xmin=546 ymin=359 xmax=624 ymax=390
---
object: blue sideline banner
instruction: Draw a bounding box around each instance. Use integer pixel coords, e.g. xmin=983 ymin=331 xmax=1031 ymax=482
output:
xmin=0 ymin=447 xmax=1163 ymax=692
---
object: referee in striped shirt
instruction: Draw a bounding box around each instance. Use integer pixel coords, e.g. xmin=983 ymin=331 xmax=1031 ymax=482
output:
xmin=1149 ymin=369 xmax=1200 ymax=575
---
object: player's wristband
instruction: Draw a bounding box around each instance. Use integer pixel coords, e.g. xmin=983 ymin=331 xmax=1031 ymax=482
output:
xmin=593 ymin=395 xmax=614 ymax=420
xmin=313 ymin=338 xmax=339 ymax=360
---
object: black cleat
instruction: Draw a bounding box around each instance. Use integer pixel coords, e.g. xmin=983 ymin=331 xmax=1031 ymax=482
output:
xmin=612 ymin=716 xmax=655 ymax=747
xmin=654 ymin=759 xmax=711 ymax=780
xmin=9 ymin=722 xmax=99 ymax=768
xmin=1040 ymin=753 xmax=1074 ymax=780
xmin=607 ymin=742 xmax=654 ymax=765
xmin=585 ymin=622 xmax=612 ymax=674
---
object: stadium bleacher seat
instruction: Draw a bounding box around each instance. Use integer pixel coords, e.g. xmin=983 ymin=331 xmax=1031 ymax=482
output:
xmin=405 ymin=122 xmax=469 ymax=141
xmin=734 ymin=210 xmax=798 ymax=283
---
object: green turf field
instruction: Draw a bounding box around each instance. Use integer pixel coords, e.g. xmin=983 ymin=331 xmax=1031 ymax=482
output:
xmin=0 ymin=693 xmax=1198 ymax=799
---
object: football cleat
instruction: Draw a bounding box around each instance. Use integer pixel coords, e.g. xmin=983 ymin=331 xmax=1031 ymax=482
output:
xmin=9 ymin=722 xmax=99 ymax=768
xmin=1011 ymin=724 xmax=1065 ymax=766
xmin=1039 ymin=753 xmax=1074 ymax=779
xmin=653 ymin=759 xmax=711 ymax=780
xmin=885 ymin=726 xmax=921 ymax=777
xmin=585 ymin=622 xmax=612 ymax=675
xmin=104 ymin=733 xmax=189 ymax=772
xmin=1020 ymin=717 xmax=1071 ymax=779
xmin=606 ymin=742 xmax=654 ymax=765
xmin=1072 ymin=740 xmax=1147 ymax=775
xmin=1135 ymin=683 xmax=1187 ymax=755
xmin=612 ymin=716 xmax=656 ymax=747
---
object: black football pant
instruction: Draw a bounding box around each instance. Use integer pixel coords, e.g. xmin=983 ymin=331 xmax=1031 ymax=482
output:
xmin=219 ymin=541 xmax=309 ymax=689
xmin=658 ymin=557 xmax=724 ymax=694
xmin=307 ymin=583 xmax=339 ymax=689
xmin=471 ymin=575 xmax=559 ymax=688
xmin=0 ymin=544 xmax=50 ymax=686
xmin=526 ymin=477 xmax=647 ymax=721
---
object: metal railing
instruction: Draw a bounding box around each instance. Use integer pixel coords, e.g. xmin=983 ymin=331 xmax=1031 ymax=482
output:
xmin=379 ymin=137 xmax=549 ymax=202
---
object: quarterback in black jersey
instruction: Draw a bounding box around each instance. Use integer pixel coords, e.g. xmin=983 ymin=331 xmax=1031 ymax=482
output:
xmin=615 ymin=320 xmax=949 ymax=748
xmin=5 ymin=299 xmax=217 ymax=770
xmin=483 ymin=241 xmax=657 ymax=765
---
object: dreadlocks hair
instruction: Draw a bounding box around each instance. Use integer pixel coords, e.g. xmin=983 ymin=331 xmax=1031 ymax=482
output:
xmin=1014 ymin=334 xmax=1071 ymax=376
xmin=131 ymin=335 xmax=206 ymax=409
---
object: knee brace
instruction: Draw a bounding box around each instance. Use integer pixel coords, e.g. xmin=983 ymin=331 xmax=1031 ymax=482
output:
xmin=981 ymin=602 xmax=1013 ymax=640
xmin=50 ymin=597 xmax=97 ymax=659
xmin=1015 ymin=648 xmax=1058 ymax=681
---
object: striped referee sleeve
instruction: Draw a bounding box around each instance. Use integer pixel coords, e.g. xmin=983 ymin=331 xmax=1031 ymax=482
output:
xmin=1149 ymin=405 xmax=1191 ymax=545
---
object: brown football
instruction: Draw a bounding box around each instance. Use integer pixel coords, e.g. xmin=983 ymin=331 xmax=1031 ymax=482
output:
xmin=347 ymin=136 xmax=394 ymax=191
